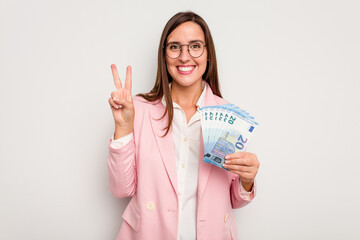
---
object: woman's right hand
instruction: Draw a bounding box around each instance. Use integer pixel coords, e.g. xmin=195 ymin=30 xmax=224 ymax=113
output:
xmin=108 ymin=64 xmax=134 ymax=137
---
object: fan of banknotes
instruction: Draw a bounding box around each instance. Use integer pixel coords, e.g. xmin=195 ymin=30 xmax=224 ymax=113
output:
xmin=199 ymin=104 xmax=259 ymax=170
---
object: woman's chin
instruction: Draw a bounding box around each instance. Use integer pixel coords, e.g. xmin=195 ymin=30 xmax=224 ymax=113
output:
xmin=172 ymin=77 xmax=202 ymax=88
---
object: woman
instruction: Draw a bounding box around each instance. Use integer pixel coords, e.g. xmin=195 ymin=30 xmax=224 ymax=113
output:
xmin=107 ymin=11 xmax=260 ymax=240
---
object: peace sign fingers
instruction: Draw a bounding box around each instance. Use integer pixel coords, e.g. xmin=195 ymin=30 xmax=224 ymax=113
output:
xmin=111 ymin=64 xmax=133 ymax=93
xmin=108 ymin=64 xmax=135 ymax=133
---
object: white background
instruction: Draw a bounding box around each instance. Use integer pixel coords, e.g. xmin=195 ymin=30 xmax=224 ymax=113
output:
xmin=1 ymin=0 xmax=359 ymax=239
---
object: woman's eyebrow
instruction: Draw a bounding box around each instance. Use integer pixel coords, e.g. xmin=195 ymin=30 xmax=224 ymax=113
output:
xmin=167 ymin=40 xmax=205 ymax=44
xmin=189 ymin=40 xmax=205 ymax=44
xmin=167 ymin=41 xmax=181 ymax=44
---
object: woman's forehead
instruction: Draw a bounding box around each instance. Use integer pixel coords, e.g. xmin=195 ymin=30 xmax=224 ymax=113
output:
xmin=167 ymin=22 xmax=205 ymax=43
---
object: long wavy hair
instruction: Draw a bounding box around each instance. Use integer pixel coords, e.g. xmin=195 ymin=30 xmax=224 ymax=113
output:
xmin=137 ymin=11 xmax=222 ymax=137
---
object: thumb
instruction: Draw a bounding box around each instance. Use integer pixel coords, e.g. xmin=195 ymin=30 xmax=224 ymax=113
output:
xmin=115 ymin=91 xmax=133 ymax=109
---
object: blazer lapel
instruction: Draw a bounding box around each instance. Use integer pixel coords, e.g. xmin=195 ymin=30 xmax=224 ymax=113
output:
xmin=149 ymin=101 xmax=178 ymax=195
xmin=197 ymin=82 xmax=222 ymax=201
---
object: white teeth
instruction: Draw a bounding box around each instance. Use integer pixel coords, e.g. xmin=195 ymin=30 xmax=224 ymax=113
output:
xmin=178 ymin=66 xmax=194 ymax=72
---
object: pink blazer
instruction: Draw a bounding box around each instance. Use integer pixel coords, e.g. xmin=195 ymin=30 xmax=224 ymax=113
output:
xmin=108 ymin=81 xmax=256 ymax=240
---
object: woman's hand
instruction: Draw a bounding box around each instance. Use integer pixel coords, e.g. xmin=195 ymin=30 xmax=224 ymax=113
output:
xmin=108 ymin=64 xmax=135 ymax=138
xmin=223 ymin=152 xmax=260 ymax=192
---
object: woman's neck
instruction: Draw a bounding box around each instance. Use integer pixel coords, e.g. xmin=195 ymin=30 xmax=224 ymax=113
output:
xmin=170 ymin=80 xmax=203 ymax=108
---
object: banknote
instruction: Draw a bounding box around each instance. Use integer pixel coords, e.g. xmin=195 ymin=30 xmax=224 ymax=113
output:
xmin=200 ymin=104 xmax=259 ymax=170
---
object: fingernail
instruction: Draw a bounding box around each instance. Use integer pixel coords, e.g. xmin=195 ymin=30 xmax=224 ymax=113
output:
xmin=225 ymin=155 xmax=229 ymax=159
xmin=113 ymin=97 xmax=118 ymax=101
xmin=223 ymin=164 xmax=227 ymax=167
xmin=115 ymin=105 xmax=118 ymax=109
xmin=225 ymin=160 xmax=230 ymax=164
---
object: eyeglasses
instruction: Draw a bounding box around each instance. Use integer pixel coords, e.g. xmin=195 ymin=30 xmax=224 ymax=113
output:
xmin=165 ymin=41 xmax=206 ymax=59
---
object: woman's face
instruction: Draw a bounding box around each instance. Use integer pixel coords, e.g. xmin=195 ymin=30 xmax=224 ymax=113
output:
xmin=165 ymin=21 xmax=207 ymax=88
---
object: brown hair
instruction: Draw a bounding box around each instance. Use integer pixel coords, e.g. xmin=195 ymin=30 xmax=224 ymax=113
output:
xmin=137 ymin=11 xmax=222 ymax=137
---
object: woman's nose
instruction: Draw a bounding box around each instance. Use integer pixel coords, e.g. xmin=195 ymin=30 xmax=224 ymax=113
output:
xmin=178 ymin=46 xmax=191 ymax=62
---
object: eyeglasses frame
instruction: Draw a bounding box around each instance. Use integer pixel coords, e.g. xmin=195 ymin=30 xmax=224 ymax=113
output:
xmin=164 ymin=41 xmax=207 ymax=59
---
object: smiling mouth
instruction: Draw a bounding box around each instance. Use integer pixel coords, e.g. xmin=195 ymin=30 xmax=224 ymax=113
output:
xmin=177 ymin=66 xmax=195 ymax=75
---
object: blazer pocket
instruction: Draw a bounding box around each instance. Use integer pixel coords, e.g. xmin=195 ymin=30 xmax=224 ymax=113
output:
xmin=122 ymin=202 xmax=141 ymax=232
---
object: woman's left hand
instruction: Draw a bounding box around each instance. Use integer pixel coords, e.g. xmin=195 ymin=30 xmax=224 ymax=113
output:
xmin=223 ymin=152 xmax=260 ymax=192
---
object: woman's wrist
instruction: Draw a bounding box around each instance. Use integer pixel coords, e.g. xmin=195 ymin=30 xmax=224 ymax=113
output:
xmin=114 ymin=125 xmax=133 ymax=140
xmin=240 ymin=179 xmax=254 ymax=192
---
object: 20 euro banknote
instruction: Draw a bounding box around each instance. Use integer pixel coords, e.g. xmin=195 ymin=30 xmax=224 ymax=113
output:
xmin=200 ymin=104 xmax=259 ymax=170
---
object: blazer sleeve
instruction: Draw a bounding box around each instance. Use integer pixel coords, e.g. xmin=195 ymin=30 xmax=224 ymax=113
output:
xmin=229 ymin=173 xmax=257 ymax=209
xmin=107 ymin=137 xmax=137 ymax=198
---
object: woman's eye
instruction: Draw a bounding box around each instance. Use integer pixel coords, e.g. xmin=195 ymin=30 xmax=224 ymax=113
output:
xmin=169 ymin=45 xmax=180 ymax=50
xmin=190 ymin=44 xmax=201 ymax=49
